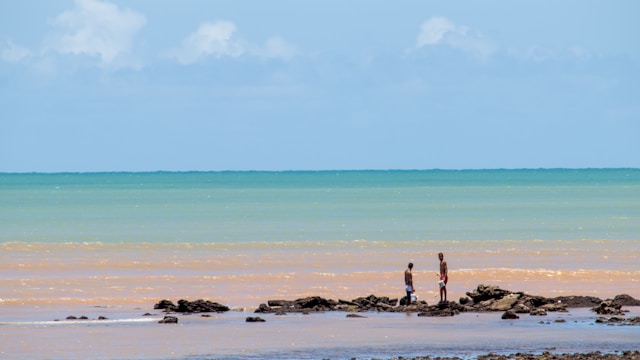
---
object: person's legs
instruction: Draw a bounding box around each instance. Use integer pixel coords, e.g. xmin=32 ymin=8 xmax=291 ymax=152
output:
xmin=406 ymin=291 xmax=412 ymax=305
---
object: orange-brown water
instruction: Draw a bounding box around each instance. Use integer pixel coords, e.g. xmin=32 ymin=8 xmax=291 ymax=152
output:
xmin=2 ymin=240 xmax=638 ymax=309
xmin=1 ymin=240 xmax=639 ymax=359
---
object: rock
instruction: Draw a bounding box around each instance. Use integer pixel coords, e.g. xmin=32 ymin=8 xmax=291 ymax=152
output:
xmin=489 ymin=293 xmax=521 ymax=311
xmin=513 ymin=304 xmax=531 ymax=314
xmin=98 ymin=316 xmax=108 ymax=320
xmin=530 ymin=308 xmax=547 ymax=316
xmin=417 ymin=301 xmax=463 ymax=317
xmin=501 ymin=310 xmax=519 ymax=320
xmin=459 ymin=296 xmax=471 ymax=305
xmin=176 ymin=299 xmax=230 ymax=313
xmin=246 ymin=316 xmax=266 ymax=322
xmin=154 ymin=299 xmax=177 ymax=311
xmin=552 ymin=295 xmax=602 ymax=308
xmin=540 ymin=302 xmax=568 ymax=312
xmin=158 ymin=316 xmax=178 ymax=324
xmin=346 ymin=313 xmax=366 ymax=318
xmin=66 ymin=316 xmax=77 ymax=320
xmin=613 ymin=294 xmax=640 ymax=306
xmin=554 ymin=318 xmax=567 ymax=323
xmin=466 ymin=284 xmax=511 ymax=304
xmin=595 ymin=316 xmax=640 ymax=326
xmin=593 ymin=300 xmax=625 ymax=315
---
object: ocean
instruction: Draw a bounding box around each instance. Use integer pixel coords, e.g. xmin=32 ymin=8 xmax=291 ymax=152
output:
xmin=1 ymin=169 xmax=639 ymax=359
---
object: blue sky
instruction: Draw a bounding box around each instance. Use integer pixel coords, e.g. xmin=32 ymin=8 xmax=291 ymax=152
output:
xmin=1 ymin=1 xmax=639 ymax=172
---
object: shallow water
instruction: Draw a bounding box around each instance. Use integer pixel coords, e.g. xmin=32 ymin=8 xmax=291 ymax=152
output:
xmin=2 ymin=307 xmax=639 ymax=360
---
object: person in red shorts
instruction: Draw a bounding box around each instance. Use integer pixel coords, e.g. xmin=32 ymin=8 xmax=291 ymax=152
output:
xmin=438 ymin=252 xmax=448 ymax=303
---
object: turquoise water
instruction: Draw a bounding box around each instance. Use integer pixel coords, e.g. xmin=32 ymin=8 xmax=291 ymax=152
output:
xmin=1 ymin=169 xmax=638 ymax=243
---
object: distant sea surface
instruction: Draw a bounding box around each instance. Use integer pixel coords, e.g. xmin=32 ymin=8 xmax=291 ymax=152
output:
xmin=1 ymin=169 xmax=639 ymax=359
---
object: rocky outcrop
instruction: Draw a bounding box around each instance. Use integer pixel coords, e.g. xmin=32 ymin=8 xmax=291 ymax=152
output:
xmin=255 ymin=295 xmax=400 ymax=314
xmin=552 ymin=295 xmax=602 ymax=308
xmin=417 ymin=301 xmax=465 ymax=317
xmin=593 ymin=300 xmax=627 ymax=316
xmin=464 ymin=284 xmax=568 ymax=315
xmin=154 ymin=299 xmax=230 ymax=313
xmin=612 ymin=294 xmax=640 ymax=306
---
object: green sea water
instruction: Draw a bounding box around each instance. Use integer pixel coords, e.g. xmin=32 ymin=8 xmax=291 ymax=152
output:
xmin=1 ymin=169 xmax=638 ymax=243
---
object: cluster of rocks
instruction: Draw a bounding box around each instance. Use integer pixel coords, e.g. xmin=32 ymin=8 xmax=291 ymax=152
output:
xmin=154 ymin=299 xmax=230 ymax=313
xmin=595 ymin=316 xmax=640 ymax=326
xmin=389 ymin=351 xmax=640 ymax=360
xmin=151 ymin=285 xmax=640 ymax=325
xmin=254 ymin=294 xmax=426 ymax=315
xmin=55 ymin=315 xmax=108 ymax=321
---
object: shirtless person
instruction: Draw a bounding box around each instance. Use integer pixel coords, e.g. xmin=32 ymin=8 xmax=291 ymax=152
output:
xmin=404 ymin=262 xmax=414 ymax=305
xmin=438 ymin=252 xmax=448 ymax=303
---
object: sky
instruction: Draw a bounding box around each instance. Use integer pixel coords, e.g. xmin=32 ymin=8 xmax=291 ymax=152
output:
xmin=1 ymin=1 xmax=639 ymax=172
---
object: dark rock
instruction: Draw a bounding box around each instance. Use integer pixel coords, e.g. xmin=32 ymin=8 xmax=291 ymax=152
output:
xmin=417 ymin=301 xmax=463 ymax=317
xmin=459 ymin=296 xmax=471 ymax=305
xmin=595 ymin=316 xmax=640 ymax=326
xmin=529 ymin=308 xmax=547 ymax=316
xmin=501 ymin=310 xmax=519 ymax=319
xmin=98 ymin=316 xmax=108 ymax=320
xmin=466 ymin=284 xmax=511 ymax=304
xmin=513 ymin=303 xmax=531 ymax=313
xmin=176 ymin=299 xmax=230 ymax=313
xmin=593 ymin=300 xmax=625 ymax=315
xmin=246 ymin=316 xmax=266 ymax=322
xmin=552 ymin=295 xmax=602 ymax=308
xmin=267 ymin=300 xmax=289 ymax=307
xmin=613 ymin=294 xmax=640 ymax=306
xmin=346 ymin=313 xmax=366 ymax=318
xmin=554 ymin=318 xmax=567 ymax=323
xmin=539 ymin=302 xmax=569 ymax=312
xmin=66 ymin=316 xmax=77 ymax=320
xmin=255 ymin=303 xmax=271 ymax=313
xmin=154 ymin=299 xmax=177 ymax=311
xmin=78 ymin=316 xmax=88 ymax=320
xmin=158 ymin=316 xmax=178 ymax=324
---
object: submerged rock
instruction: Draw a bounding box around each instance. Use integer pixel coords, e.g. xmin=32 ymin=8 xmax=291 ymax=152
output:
xmin=501 ymin=310 xmax=519 ymax=320
xmin=158 ymin=316 xmax=178 ymax=324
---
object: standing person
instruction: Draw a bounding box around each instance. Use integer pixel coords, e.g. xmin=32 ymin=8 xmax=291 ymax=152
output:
xmin=438 ymin=252 xmax=448 ymax=303
xmin=404 ymin=262 xmax=414 ymax=305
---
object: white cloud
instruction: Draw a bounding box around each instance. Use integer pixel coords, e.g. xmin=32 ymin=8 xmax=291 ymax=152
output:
xmin=416 ymin=16 xmax=494 ymax=59
xmin=262 ymin=37 xmax=297 ymax=60
xmin=49 ymin=0 xmax=146 ymax=67
xmin=171 ymin=21 xmax=298 ymax=64
xmin=417 ymin=17 xmax=458 ymax=47
xmin=173 ymin=21 xmax=243 ymax=64
xmin=1 ymin=39 xmax=31 ymax=63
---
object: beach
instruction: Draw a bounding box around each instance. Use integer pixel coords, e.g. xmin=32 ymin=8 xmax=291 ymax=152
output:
xmin=1 ymin=170 xmax=639 ymax=359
